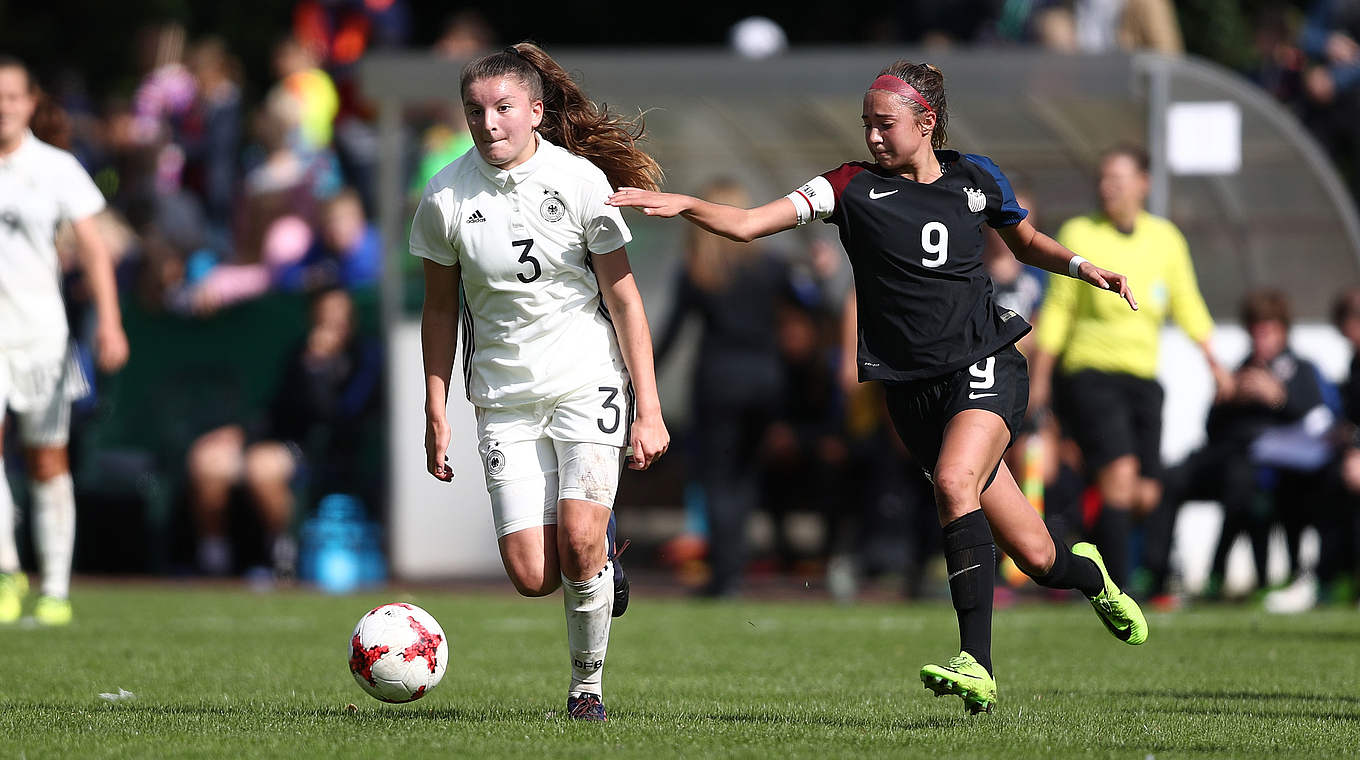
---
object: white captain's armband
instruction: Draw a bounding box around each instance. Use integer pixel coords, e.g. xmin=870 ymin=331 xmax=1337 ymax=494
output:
xmin=785 ymin=176 xmax=835 ymax=226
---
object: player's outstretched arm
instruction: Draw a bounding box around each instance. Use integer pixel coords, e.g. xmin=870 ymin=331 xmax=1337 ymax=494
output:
xmin=606 ymin=189 xmax=798 ymax=243
xmin=593 ymin=247 xmax=670 ymax=471
xmin=421 ymin=259 xmax=461 ymax=482
xmin=998 ymin=219 xmax=1139 ymax=311
xmin=72 ymin=215 xmax=129 ymax=372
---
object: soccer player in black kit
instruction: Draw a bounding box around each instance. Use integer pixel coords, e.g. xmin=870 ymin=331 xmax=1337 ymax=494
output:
xmin=610 ymin=60 xmax=1147 ymax=714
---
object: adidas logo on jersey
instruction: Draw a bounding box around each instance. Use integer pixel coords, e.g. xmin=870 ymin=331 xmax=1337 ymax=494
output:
xmin=466 ymin=210 xmax=487 ymax=224
xmin=964 ymin=188 xmax=986 ymax=214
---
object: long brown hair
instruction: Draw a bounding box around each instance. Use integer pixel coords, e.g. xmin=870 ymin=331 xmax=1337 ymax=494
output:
xmin=460 ymin=42 xmax=663 ymax=191
xmin=875 ymin=60 xmax=949 ymax=150
xmin=685 ymin=179 xmax=758 ymax=293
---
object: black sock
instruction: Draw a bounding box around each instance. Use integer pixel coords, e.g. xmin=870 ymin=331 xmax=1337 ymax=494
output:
xmin=1032 ymin=537 xmax=1103 ymax=597
xmin=1094 ymin=507 xmax=1133 ymax=588
xmin=942 ymin=510 xmax=995 ymax=676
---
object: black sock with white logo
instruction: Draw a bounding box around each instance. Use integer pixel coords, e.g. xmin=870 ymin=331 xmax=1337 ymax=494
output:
xmin=942 ymin=510 xmax=995 ymax=676
xmin=1032 ymin=535 xmax=1104 ymax=597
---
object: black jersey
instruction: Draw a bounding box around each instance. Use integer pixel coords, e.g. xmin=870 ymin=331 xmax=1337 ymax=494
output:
xmin=789 ymin=150 xmax=1031 ymax=382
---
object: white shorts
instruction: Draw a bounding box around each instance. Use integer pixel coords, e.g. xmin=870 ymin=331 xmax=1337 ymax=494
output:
xmin=475 ymin=383 xmax=633 ymax=539
xmin=0 ymin=343 xmax=89 ymax=447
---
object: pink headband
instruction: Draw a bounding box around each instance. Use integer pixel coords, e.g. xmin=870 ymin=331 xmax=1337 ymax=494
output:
xmin=869 ymin=74 xmax=935 ymax=115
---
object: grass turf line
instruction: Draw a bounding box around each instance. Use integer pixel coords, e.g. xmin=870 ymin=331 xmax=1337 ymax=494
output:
xmin=1 ymin=585 xmax=1357 ymax=758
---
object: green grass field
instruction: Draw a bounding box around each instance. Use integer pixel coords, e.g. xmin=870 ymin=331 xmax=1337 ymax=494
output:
xmin=2 ymin=583 xmax=1357 ymax=759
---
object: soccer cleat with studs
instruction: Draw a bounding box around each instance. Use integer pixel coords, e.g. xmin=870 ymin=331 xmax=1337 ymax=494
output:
xmin=1071 ymin=542 xmax=1148 ymax=645
xmin=567 ymin=692 xmax=607 ymax=722
xmin=920 ymin=651 xmax=997 ymax=714
xmin=0 ymin=572 xmax=27 ymax=624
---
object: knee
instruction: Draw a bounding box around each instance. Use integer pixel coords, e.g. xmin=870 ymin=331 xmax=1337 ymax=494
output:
xmin=1015 ymin=537 xmax=1057 ymax=577
xmin=559 ymin=527 xmax=603 ymax=579
xmin=188 ymin=428 xmax=244 ymax=485
xmin=244 ymin=442 xmax=294 ymax=489
xmin=933 ymin=464 xmax=982 ymax=513
xmin=507 ymin=565 xmax=558 ymax=597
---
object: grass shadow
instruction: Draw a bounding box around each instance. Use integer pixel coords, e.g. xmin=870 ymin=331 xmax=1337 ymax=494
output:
xmin=1119 ymin=688 xmax=1360 ymax=706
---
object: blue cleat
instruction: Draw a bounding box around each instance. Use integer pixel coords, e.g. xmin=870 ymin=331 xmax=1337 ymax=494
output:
xmin=607 ymin=512 xmax=629 ymax=618
xmin=567 ymin=693 xmax=607 ymax=722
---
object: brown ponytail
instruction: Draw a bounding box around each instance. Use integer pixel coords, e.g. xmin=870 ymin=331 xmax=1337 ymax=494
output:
xmin=875 ymin=60 xmax=949 ymax=149
xmin=461 ymin=42 xmax=663 ymax=191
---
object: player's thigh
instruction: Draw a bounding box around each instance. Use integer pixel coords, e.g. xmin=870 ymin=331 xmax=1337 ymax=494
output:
xmin=554 ymin=440 xmax=622 ymax=576
xmin=934 ymin=345 xmax=1028 ymax=500
xmin=483 ymin=437 xmax=560 ymax=538
xmin=980 ymin=461 xmax=1054 ymax=573
xmin=14 ymin=382 xmax=72 ymax=456
xmin=934 ymin=409 xmax=1013 ymax=509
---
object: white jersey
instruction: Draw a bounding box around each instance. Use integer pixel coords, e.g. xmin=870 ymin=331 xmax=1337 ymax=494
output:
xmin=410 ymin=136 xmax=633 ymax=409
xmin=0 ymin=131 xmax=105 ymax=354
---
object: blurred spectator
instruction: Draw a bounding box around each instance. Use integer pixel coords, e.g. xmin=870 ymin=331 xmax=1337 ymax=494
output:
xmin=185 ymin=288 xmax=382 ymax=578
xmin=407 ymin=10 xmax=491 ymax=197
xmin=654 ymin=179 xmax=790 ymax=598
xmin=1035 ymin=0 xmax=1184 ymax=54
xmin=274 ymin=187 xmax=380 ymax=292
xmin=1300 ymin=0 xmax=1360 ymax=196
xmin=760 ymin=295 xmax=847 ymax=576
xmin=130 ymin=23 xmax=196 ymax=197
xmin=433 ymin=9 xmax=495 ymax=59
xmin=182 ymin=38 xmax=243 ymax=252
xmin=270 ymin=36 xmax=339 ymax=153
xmin=1149 ymin=290 xmax=1334 ymax=603
xmin=1030 ymin=144 xmax=1228 ymax=588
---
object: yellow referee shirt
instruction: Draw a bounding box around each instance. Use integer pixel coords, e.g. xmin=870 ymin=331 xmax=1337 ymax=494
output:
xmin=1035 ymin=211 xmax=1214 ymax=379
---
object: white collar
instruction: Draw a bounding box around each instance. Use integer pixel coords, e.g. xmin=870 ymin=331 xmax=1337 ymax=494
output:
xmin=475 ymin=133 xmax=551 ymax=188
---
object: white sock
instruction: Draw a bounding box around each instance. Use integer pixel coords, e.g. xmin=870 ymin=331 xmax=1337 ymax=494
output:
xmin=562 ymin=560 xmax=614 ymax=697
xmin=0 ymin=466 xmax=18 ymax=574
xmin=32 ymin=473 xmax=75 ymax=599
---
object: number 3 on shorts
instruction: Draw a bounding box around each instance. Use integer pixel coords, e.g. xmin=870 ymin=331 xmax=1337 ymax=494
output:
xmin=597 ymin=387 xmax=622 ymax=434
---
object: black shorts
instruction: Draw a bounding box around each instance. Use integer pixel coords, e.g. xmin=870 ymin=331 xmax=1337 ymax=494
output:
xmin=1054 ymin=369 xmax=1164 ymax=477
xmin=884 ymin=343 xmax=1029 ymax=489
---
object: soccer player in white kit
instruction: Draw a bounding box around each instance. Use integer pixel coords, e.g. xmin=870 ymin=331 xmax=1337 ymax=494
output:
xmin=411 ymin=43 xmax=669 ymax=721
xmin=0 ymin=56 xmax=129 ymax=625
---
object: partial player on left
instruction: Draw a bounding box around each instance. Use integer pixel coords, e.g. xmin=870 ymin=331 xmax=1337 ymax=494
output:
xmin=0 ymin=56 xmax=129 ymax=625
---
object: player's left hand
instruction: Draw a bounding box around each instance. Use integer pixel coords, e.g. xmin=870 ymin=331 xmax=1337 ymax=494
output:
xmin=96 ymin=322 xmax=130 ymax=372
xmin=1078 ymin=262 xmax=1138 ymax=311
xmin=627 ymin=413 xmax=669 ymax=470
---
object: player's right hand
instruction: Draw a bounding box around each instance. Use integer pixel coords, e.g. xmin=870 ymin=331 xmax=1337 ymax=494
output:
xmin=605 ymin=188 xmax=691 ymax=218
xmin=425 ymin=416 xmax=453 ymax=482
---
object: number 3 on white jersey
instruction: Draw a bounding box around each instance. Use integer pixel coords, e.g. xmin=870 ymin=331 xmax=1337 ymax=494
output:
xmin=921 ymin=221 xmax=948 ymax=268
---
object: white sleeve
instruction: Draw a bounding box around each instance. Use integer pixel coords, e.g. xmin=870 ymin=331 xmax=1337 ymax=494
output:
xmin=785 ymin=176 xmax=835 ymax=226
xmin=409 ymin=187 xmax=459 ymax=267
xmin=583 ymin=176 xmax=632 ymax=254
xmin=55 ymin=154 xmax=105 ymax=222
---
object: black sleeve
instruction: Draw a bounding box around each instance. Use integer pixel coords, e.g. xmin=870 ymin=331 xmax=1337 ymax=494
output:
xmin=653 ymin=269 xmax=697 ymax=366
xmin=1279 ymin=360 xmax=1326 ymax=422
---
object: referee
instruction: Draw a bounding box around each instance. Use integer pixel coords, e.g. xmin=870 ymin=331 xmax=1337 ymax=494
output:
xmin=1029 ymin=144 xmax=1230 ymax=588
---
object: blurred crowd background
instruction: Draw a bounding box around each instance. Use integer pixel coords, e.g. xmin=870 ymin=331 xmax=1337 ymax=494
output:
xmin=4 ymin=0 xmax=1360 ymax=612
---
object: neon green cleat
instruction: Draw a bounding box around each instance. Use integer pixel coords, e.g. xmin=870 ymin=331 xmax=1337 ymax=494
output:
xmin=1072 ymin=542 xmax=1148 ymax=645
xmin=34 ymin=595 xmax=72 ymax=627
xmin=920 ymin=651 xmax=997 ymax=714
xmin=0 ymin=572 xmax=27 ymax=624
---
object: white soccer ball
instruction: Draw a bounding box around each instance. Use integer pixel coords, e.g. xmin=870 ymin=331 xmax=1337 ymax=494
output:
xmin=348 ymin=602 xmax=448 ymax=703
